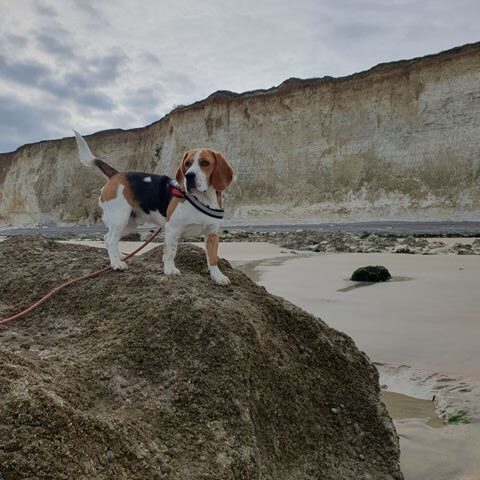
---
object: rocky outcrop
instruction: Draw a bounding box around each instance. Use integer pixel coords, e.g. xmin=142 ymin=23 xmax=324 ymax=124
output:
xmin=220 ymin=231 xmax=480 ymax=255
xmin=0 ymin=238 xmax=402 ymax=479
xmin=351 ymin=266 xmax=392 ymax=282
xmin=1 ymin=42 xmax=480 ymax=226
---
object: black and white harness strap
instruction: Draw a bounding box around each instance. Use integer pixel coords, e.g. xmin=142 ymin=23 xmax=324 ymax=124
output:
xmin=169 ymin=180 xmax=225 ymax=220
xmin=183 ymin=192 xmax=225 ymax=219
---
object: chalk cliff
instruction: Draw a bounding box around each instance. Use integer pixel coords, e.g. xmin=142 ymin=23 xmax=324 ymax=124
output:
xmin=1 ymin=42 xmax=479 ymax=225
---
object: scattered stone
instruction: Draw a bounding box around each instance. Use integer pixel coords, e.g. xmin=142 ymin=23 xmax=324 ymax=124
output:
xmin=7 ymin=229 xmax=479 ymax=256
xmin=121 ymin=232 xmax=141 ymax=241
xmin=392 ymin=245 xmax=416 ymax=254
xmin=351 ymin=266 xmax=392 ymax=282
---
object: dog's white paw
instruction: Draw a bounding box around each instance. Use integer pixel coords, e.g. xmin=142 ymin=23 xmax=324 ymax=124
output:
xmin=164 ymin=265 xmax=181 ymax=276
xmin=111 ymin=260 xmax=128 ymax=271
xmin=210 ymin=266 xmax=230 ymax=285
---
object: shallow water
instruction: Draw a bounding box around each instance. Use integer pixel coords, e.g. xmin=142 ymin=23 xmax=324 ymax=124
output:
xmin=381 ymin=391 xmax=443 ymax=428
xmin=233 ymin=250 xmax=480 ymax=480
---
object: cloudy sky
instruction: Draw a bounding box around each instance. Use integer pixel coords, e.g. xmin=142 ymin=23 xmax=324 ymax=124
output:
xmin=0 ymin=0 xmax=478 ymax=153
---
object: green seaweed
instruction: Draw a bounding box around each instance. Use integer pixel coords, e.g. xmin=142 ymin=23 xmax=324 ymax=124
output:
xmin=447 ymin=410 xmax=471 ymax=424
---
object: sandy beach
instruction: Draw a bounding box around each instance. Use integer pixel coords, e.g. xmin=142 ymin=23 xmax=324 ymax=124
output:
xmin=228 ymin=245 xmax=480 ymax=480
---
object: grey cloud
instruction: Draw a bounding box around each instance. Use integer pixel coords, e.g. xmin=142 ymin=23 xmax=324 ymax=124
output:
xmin=142 ymin=52 xmax=162 ymax=65
xmin=85 ymin=50 xmax=128 ymax=83
xmin=159 ymin=72 xmax=196 ymax=95
xmin=3 ymin=33 xmax=28 ymax=48
xmin=36 ymin=33 xmax=76 ymax=59
xmin=76 ymin=91 xmax=116 ymax=111
xmin=123 ymin=86 xmax=163 ymax=110
xmin=331 ymin=22 xmax=388 ymax=41
xmin=57 ymin=50 xmax=128 ymax=94
xmin=35 ymin=3 xmax=58 ymax=17
xmin=70 ymin=0 xmax=109 ymax=28
xmin=0 ymin=55 xmax=52 ymax=88
xmin=0 ymin=48 xmax=127 ymax=101
xmin=0 ymin=95 xmax=71 ymax=153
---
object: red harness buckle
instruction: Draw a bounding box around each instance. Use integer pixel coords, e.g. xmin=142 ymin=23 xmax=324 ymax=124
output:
xmin=171 ymin=186 xmax=184 ymax=198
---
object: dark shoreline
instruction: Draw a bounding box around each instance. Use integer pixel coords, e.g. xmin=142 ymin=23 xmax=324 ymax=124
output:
xmin=1 ymin=220 xmax=480 ymax=238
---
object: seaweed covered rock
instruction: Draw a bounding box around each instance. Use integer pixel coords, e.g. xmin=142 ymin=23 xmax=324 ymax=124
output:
xmin=0 ymin=237 xmax=402 ymax=480
xmin=351 ymin=266 xmax=392 ymax=282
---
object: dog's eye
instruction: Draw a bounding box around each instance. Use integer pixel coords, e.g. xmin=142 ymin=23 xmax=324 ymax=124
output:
xmin=185 ymin=161 xmax=192 ymax=167
xmin=200 ymin=161 xmax=209 ymax=167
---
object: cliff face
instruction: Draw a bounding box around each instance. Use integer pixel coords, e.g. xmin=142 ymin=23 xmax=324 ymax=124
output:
xmin=1 ymin=43 xmax=480 ymax=226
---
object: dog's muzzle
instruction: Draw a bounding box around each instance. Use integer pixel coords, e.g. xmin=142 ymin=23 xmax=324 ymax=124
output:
xmin=185 ymin=171 xmax=196 ymax=191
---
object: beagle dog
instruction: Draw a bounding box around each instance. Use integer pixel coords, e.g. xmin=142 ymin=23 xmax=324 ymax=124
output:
xmin=73 ymin=131 xmax=234 ymax=285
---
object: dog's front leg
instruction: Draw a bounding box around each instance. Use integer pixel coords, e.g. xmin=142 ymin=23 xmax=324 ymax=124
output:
xmin=163 ymin=222 xmax=181 ymax=275
xmin=205 ymin=233 xmax=230 ymax=285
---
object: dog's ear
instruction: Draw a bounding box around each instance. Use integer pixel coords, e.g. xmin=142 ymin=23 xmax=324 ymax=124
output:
xmin=211 ymin=151 xmax=233 ymax=191
xmin=176 ymin=152 xmax=189 ymax=185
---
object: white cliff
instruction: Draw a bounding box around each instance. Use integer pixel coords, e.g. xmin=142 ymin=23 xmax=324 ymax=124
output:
xmin=1 ymin=42 xmax=479 ymax=226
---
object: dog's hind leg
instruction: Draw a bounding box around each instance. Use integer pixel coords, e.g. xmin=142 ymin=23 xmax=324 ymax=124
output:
xmin=100 ymin=186 xmax=132 ymax=271
xmin=106 ymin=224 xmax=130 ymax=270
xmin=121 ymin=215 xmax=139 ymax=238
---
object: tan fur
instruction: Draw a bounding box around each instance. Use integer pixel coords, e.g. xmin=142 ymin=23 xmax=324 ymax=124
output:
xmin=210 ymin=151 xmax=233 ymax=191
xmin=206 ymin=233 xmax=219 ymax=266
xmin=100 ymin=175 xmax=122 ymax=202
xmin=99 ymin=174 xmax=139 ymax=208
xmin=166 ymin=196 xmax=184 ymax=221
xmin=176 ymin=151 xmax=190 ymax=185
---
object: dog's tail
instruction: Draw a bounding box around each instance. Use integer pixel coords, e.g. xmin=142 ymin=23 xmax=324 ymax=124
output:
xmin=73 ymin=130 xmax=118 ymax=178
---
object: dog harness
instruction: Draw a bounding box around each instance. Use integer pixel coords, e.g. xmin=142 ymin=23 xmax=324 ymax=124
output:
xmin=125 ymin=172 xmax=225 ymax=219
xmin=169 ymin=180 xmax=225 ymax=219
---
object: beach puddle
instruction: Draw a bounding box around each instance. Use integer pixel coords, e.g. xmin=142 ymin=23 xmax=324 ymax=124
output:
xmin=232 ymin=252 xmax=310 ymax=283
xmin=381 ymin=390 xmax=444 ymax=428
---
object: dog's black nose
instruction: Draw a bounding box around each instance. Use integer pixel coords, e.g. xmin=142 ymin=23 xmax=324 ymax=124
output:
xmin=185 ymin=171 xmax=196 ymax=190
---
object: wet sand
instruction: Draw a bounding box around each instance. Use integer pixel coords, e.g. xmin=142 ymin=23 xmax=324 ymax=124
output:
xmin=232 ymin=250 xmax=480 ymax=480
xmin=240 ymin=252 xmax=480 ymax=376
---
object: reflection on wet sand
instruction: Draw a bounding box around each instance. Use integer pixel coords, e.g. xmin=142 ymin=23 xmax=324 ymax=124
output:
xmin=336 ymin=276 xmax=413 ymax=293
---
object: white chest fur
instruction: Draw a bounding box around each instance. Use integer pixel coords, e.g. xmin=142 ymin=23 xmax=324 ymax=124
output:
xmin=170 ymin=201 xmax=222 ymax=236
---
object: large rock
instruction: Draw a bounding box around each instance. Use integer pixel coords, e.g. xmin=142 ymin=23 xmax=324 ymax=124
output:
xmin=0 ymin=237 xmax=402 ymax=480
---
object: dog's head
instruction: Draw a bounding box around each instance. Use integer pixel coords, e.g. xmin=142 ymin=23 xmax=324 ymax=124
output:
xmin=176 ymin=148 xmax=233 ymax=193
